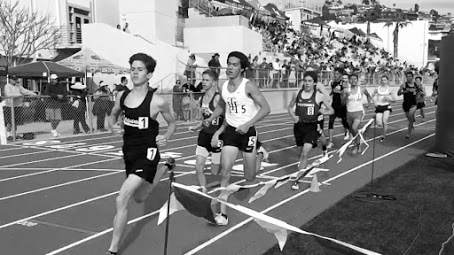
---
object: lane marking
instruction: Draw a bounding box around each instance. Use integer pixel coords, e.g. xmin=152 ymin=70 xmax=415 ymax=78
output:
xmin=0 ymin=158 xmax=117 ymax=183
xmin=183 ymin=133 xmax=436 ymax=255
xmin=41 ymin=120 xmax=435 ymax=254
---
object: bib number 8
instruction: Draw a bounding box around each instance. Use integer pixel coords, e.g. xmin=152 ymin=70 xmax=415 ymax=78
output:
xmin=307 ymin=106 xmax=314 ymax=115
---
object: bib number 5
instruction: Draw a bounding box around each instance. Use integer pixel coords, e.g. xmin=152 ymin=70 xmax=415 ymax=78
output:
xmin=248 ymin=136 xmax=257 ymax=147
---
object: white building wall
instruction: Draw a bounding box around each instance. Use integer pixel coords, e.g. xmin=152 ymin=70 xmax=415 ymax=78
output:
xmin=184 ymin=15 xmax=263 ymax=67
xmin=93 ymin=0 xmax=120 ymax=27
xmin=285 ymin=9 xmax=302 ymax=31
xmin=118 ymin=0 xmax=179 ymax=45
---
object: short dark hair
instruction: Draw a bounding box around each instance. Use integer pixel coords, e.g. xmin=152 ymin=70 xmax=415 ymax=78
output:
xmin=405 ymin=71 xmax=414 ymax=77
xmin=129 ymin=53 xmax=157 ymax=73
xmin=415 ymin=76 xmax=422 ymax=81
xmin=121 ymin=76 xmax=127 ymax=83
xmin=381 ymin=75 xmax=389 ymax=80
xmin=228 ymin=51 xmax=249 ymax=70
xmin=349 ymin=73 xmax=359 ymax=79
xmin=202 ymin=69 xmax=218 ymax=81
xmin=303 ymin=71 xmax=318 ymax=83
xmin=334 ymin=67 xmax=345 ymax=74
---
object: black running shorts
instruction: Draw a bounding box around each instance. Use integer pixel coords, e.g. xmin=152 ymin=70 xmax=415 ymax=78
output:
xmin=123 ymin=143 xmax=161 ymax=183
xmin=293 ymin=122 xmax=320 ymax=148
xmin=223 ymin=125 xmax=257 ymax=153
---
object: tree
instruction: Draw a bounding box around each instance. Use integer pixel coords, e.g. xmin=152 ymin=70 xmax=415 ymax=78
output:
xmin=414 ymin=4 xmax=419 ymax=13
xmin=337 ymin=0 xmax=343 ymax=5
xmin=359 ymin=4 xmax=381 ymax=35
xmin=383 ymin=11 xmax=411 ymax=59
xmin=362 ymin=0 xmax=370 ymax=5
xmin=0 ymin=0 xmax=60 ymax=67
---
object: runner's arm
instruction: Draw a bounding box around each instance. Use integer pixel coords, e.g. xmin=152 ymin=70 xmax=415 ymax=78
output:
xmin=155 ymin=95 xmax=176 ymax=141
xmin=397 ymin=84 xmax=406 ymax=96
xmin=287 ymin=91 xmax=299 ymax=122
xmin=203 ymin=85 xmax=225 ymax=125
xmin=242 ymin=81 xmax=270 ymax=127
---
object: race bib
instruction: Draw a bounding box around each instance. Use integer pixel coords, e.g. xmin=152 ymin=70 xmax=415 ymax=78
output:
xmin=248 ymin=136 xmax=257 ymax=147
xmin=146 ymin=147 xmax=157 ymax=161
xmin=138 ymin=117 xmax=149 ymax=129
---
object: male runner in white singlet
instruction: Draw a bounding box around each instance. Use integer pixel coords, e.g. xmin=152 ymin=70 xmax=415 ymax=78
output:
xmin=205 ymin=51 xmax=270 ymax=226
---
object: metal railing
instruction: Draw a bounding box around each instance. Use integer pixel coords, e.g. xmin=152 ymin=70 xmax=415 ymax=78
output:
xmin=180 ymin=66 xmax=437 ymax=89
xmin=189 ymin=0 xmax=218 ymax=17
xmin=1 ymin=69 xmax=436 ymax=143
xmin=55 ymin=26 xmax=82 ymax=48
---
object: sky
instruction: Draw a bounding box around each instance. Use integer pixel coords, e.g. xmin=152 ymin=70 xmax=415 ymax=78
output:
xmin=275 ymin=0 xmax=454 ymax=15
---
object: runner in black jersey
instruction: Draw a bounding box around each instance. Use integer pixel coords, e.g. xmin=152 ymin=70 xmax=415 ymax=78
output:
xmin=106 ymin=53 xmax=176 ymax=255
xmin=189 ymin=69 xmax=223 ymax=193
xmin=398 ymin=71 xmax=420 ymax=139
xmin=288 ymin=71 xmax=333 ymax=171
xmin=327 ymin=68 xmax=349 ymax=148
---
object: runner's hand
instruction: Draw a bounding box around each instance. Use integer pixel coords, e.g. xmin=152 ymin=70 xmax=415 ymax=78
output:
xmin=211 ymin=134 xmax=220 ymax=148
xmin=293 ymin=116 xmax=299 ymax=123
xmin=189 ymin=126 xmax=197 ymax=132
xmin=235 ymin=124 xmax=250 ymax=135
xmin=156 ymin=135 xmax=167 ymax=147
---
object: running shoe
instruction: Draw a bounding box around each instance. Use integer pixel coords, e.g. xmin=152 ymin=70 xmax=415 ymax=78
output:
xmin=344 ymin=132 xmax=350 ymax=140
xmin=327 ymin=141 xmax=334 ymax=149
xmin=214 ymin=213 xmax=229 ymax=226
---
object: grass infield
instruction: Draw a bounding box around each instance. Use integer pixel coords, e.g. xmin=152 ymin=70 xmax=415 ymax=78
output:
xmin=264 ymin=154 xmax=454 ymax=255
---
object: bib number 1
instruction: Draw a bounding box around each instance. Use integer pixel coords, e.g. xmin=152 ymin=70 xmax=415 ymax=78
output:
xmin=138 ymin=117 xmax=149 ymax=129
xmin=147 ymin=147 xmax=157 ymax=161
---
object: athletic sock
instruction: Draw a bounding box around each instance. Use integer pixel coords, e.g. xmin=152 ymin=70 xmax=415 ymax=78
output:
xmin=322 ymin=145 xmax=327 ymax=151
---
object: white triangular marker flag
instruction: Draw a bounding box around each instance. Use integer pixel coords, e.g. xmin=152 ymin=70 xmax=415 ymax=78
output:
xmin=157 ymin=193 xmax=185 ymax=225
xmin=254 ymin=218 xmax=288 ymax=251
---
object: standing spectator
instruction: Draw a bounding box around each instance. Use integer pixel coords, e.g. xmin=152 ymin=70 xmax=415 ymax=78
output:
xmin=172 ymin=80 xmax=184 ymax=120
xmin=92 ymin=86 xmax=110 ymax=131
xmin=3 ymin=76 xmax=37 ymax=140
xmin=45 ymin=74 xmax=67 ymax=137
xmin=208 ymin=53 xmax=221 ymax=77
xmin=70 ymin=82 xmax=90 ymax=134
xmin=185 ymin=54 xmax=198 ymax=85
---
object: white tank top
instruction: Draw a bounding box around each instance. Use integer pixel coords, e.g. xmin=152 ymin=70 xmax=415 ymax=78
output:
xmin=376 ymin=85 xmax=390 ymax=106
xmin=222 ymin=78 xmax=259 ymax=128
xmin=347 ymin=87 xmax=364 ymax=112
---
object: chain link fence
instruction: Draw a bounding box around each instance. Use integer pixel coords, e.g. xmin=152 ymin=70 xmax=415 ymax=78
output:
xmin=1 ymin=69 xmax=436 ymax=143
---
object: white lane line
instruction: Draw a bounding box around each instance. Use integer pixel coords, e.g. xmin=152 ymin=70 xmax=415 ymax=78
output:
xmin=0 ymin=171 xmax=195 ymax=230
xmin=0 ymin=172 xmax=120 ymax=201
xmin=0 ymin=150 xmax=53 ymax=159
xmin=41 ymin=119 xmax=435 ymax=255
xmin=0 ymin=154 xmax=86 ymax=168
xmin=0 ymin=158 xmax=116 ymax=183
xmin=182 ymin=133 xmax=436 ymax=255
xmin=67 ymin=105 xmax=434 ymax=155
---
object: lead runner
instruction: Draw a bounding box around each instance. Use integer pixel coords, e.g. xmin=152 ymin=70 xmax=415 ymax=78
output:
xmin=106 ymin=53 xmax=176 ymax=255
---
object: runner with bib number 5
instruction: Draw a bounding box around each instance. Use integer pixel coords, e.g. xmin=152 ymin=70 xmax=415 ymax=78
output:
xmin=205 ymin=51 xmax=270 ymax=226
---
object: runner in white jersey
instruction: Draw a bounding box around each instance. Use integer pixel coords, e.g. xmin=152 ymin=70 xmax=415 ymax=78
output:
xmin=372 ymin=75 xmax=394 ymax=142
xmin=204 ymin=51 xmax=270 ymax=226
xmin=341 ymin=73 xmax=373 ymax=155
